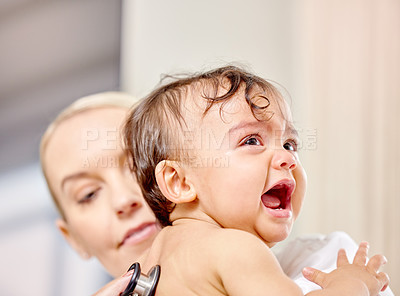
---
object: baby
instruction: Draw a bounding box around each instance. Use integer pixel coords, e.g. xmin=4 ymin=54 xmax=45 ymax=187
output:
xmin=124 ymin=66 xmax=389 ymax=295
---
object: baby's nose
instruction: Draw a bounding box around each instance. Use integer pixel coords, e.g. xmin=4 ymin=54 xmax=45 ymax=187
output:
xmin=272 ymin=149 xmax=297 ymax=170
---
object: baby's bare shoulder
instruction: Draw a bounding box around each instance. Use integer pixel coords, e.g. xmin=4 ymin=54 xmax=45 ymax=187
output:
xmin=159 ymin=224 xmax=275 ymax=266
xmin=210 ymin=228 xmax=268 ymax=246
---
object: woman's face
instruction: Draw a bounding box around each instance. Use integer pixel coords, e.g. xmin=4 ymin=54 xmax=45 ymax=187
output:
xmin=43 ymin=107 xmax=159 ymax=277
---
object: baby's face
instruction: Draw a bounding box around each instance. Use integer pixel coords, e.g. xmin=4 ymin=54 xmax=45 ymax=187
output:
xmin=43 ymin=107 xmax=159 ymax=277
xmin=183 ymin=89 xmax=307 ymax=246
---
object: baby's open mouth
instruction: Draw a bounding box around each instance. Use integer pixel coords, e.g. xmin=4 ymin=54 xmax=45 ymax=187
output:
xmin=261 ymin=180 xmax=295 ymax=210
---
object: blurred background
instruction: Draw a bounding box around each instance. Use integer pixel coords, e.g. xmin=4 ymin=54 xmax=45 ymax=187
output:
xmin=0 ymin=0 xmax=398 ymax=295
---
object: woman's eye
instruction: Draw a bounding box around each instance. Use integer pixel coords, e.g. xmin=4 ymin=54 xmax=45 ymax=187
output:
xmin=283 ymin=140 xmax=298 ymax=151
xmin=243 ymin=135 xmax=262 ymax=146
xmin=78 ymin=189 xmax=99 ymax=204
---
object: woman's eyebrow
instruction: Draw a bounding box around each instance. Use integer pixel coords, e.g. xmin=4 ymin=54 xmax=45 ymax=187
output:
xmin=61 ymin=172 xmax=91 ymax=191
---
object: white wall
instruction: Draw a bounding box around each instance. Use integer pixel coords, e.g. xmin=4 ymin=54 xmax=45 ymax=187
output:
xmin=121 ymin=0 xmax=298 ymax=108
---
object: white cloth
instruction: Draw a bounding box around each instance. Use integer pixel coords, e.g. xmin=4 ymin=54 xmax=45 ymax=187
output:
xmin=274 ymin=231 xmax=394 ymax=295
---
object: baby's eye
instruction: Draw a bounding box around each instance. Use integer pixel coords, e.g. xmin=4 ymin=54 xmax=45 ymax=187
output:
xmin=283 ymin=140 xmax=298 ymax=152
xmin=242 ymin=134 xmax=262 ymax=146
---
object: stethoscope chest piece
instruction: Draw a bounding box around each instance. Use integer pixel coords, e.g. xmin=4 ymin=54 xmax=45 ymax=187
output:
xmin=121 ymin=262 xmax=161 ymax=296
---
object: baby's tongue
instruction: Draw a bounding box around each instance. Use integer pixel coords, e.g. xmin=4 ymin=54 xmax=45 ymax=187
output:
xmin=261 ymin=194 xmax=281 ymax=209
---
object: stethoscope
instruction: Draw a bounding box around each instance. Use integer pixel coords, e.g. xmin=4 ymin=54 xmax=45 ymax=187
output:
xmin=120 ymin=262 xmax=161 ymax=296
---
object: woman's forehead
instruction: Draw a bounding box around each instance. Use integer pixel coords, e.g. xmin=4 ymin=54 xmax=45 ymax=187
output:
xmin=63 ymin=107 xmax=128 ymax=127
xmin=43 ymin=108 xmax=128 ymax=182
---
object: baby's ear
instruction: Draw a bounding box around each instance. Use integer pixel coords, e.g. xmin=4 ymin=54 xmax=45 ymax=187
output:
xmin=155 ymin=160 xmax=196 ymax=204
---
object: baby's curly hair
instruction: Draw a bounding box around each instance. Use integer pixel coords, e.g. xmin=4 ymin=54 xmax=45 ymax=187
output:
xmin=124 ymin=65 xmax=284 ymax=227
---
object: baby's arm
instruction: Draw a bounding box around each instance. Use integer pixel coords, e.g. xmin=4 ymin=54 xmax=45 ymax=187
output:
xmin=214 ymin=229 xmax=302 ymax=295
xmin=215 ymin=231 xmax=389 ymax=296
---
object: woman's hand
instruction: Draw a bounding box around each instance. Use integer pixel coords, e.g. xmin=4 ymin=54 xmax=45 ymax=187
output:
xmin=92 ymin=270 xmax=133 ymax=296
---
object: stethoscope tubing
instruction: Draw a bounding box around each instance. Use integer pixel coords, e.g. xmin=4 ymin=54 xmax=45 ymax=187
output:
xmin=121 ymin=262 xmax=160 ymax=296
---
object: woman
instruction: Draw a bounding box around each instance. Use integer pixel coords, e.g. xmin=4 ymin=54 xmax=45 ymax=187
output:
xmin=40 ymin=92 xmax=159 ymax=294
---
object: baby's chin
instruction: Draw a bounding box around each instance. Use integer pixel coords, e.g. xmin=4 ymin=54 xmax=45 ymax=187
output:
xmin=260 ymin=227 xmax=294 ymax=247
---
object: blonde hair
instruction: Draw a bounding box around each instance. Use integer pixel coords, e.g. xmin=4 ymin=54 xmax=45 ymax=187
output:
xmin=40 ymin=91 xmax=140 ymax=219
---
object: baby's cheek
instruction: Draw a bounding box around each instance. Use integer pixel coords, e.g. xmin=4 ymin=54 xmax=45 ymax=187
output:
xmin=294 ymin=166 xmax=307 ymax=195
xmin=292 ymin=166 xmax=307 ymax=214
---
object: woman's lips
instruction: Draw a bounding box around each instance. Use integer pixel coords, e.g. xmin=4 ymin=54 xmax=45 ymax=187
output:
xmin=118 ymin=222 xmax=158 ymax=248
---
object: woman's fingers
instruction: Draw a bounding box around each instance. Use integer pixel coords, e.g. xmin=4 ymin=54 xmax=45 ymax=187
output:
xmin=353 ymin=241 xmax=369 ymax=266
xmin=92 ymin=270 xmax=133 ymax=296
xmin=336 ymin=248 xmax=350 ymax=266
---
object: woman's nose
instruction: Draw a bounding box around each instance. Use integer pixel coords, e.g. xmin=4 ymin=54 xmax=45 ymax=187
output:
xmin=111 ymin=176 xmax=143 ymax=217
xmin=114 ymin=198 xmax=140 ymax=217
xmin=272 ymin=149 xmax=297 ymax=171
